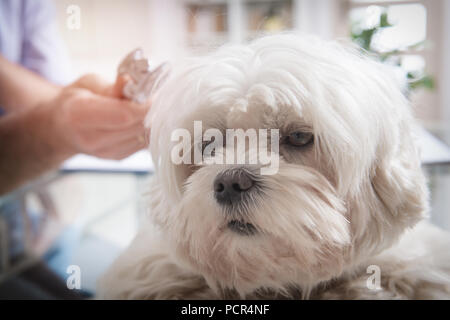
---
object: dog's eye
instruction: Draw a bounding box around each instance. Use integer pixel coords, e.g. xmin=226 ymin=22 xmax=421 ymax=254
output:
xmin=201 ymin=139 xmax=216 ymax=157
xmin=286 ymin=131 xmax=313 ymax=147
xmin=202 ymin=140 xmax=213 ymax=152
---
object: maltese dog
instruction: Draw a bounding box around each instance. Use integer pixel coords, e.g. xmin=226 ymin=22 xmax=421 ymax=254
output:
xmin=98 ymin=34 xmax=450 ymax=299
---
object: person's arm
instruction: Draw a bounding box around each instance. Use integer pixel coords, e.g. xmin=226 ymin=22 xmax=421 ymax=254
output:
xmin=0 ymin=59 xmax=148 ymax=195
xmin=0 ymin=55 xmax=61 ymax=112
xmin=0 ymin=86 xmax=147 ymax=195
xmin=0 ymin=96 xmax=70 ymax=193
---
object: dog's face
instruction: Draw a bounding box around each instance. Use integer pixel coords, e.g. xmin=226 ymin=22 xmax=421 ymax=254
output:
xmin=147 ymin=35 xmax=428 ymax=296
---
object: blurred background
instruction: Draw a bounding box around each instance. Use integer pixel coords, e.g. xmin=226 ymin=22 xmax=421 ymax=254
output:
xmin=1 ymin=0 xmax=449 ymax=295
xmin=54 ymin=0 xmax=450 ymax=131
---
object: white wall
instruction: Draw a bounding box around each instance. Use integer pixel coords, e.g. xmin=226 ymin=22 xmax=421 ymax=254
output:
xmin=293 ymin=0 xmax=348 ymax=39
xmin=53 ymin=0 xmax=177 ymax=81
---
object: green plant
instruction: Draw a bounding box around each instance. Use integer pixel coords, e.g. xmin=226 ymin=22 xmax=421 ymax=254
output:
xmin=351 ymin=10 xmax=434 ymax=91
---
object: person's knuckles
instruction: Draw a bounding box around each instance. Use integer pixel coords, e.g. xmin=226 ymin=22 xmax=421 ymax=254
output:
xmin=71 ymin=73 xmax=111 ymax=94
xmin=80 ymin=73 xmax=107 ymax=85
xmin=62 ymin=87 xmax=92 ymax=101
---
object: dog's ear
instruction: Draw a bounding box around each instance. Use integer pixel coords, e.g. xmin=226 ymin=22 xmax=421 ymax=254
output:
xmin=371 ymin=124 xmax=428 ymax=229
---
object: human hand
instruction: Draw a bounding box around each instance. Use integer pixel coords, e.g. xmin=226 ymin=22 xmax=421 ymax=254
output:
xmin=0 ymin=71 xmax=149 ymax=194
xmin=48 ymin=74 xmax=148 ymax=160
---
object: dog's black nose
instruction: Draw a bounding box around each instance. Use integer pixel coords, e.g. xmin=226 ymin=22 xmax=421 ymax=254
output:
xmin=213 ymin=168 xmax=254 ymax=205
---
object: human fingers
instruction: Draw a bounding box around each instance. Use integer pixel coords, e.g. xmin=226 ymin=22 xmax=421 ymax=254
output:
xmin=73 ymin=122 xmax=146 ymax=154
xmin=92 ymin=135 xmax=146 ymax=160
xmin=110 ymin=74 xmax=132 ymax=99
xmin=70 ymin=74 xmax=112 ymax=96
xmin=64 ymin=90 xmax=147 ymax=129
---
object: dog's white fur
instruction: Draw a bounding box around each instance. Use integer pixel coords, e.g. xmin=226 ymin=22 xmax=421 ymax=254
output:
xmin=98 ymin=34 xmax=450 ymax=299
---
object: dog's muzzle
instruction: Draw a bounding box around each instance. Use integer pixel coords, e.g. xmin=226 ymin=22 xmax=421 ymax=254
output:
xmin=213 ymin=168 xmax=254 ymax=205
xmin=213 ymin=168 xmax=257 ymax=236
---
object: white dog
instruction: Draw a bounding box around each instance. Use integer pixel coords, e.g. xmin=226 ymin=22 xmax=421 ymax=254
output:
xmin=98 ymin=34 xmax=450 ymax=299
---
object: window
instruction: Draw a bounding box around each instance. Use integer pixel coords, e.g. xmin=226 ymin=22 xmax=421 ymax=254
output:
xmin=348 ymin=0 xmax=445 ymax=130
xmin=350 ymin=1 xmax=430 ymax=89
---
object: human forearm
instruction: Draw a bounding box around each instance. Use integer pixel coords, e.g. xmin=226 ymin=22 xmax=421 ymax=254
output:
xmin=0 ymin=102 xmax=73 ymax=195
xmin=0 ymin=55 xmax=61 ymax=112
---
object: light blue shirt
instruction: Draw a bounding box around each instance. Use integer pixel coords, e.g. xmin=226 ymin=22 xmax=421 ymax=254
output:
xmin=0 ymin=0 xmax=72 ymax=85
